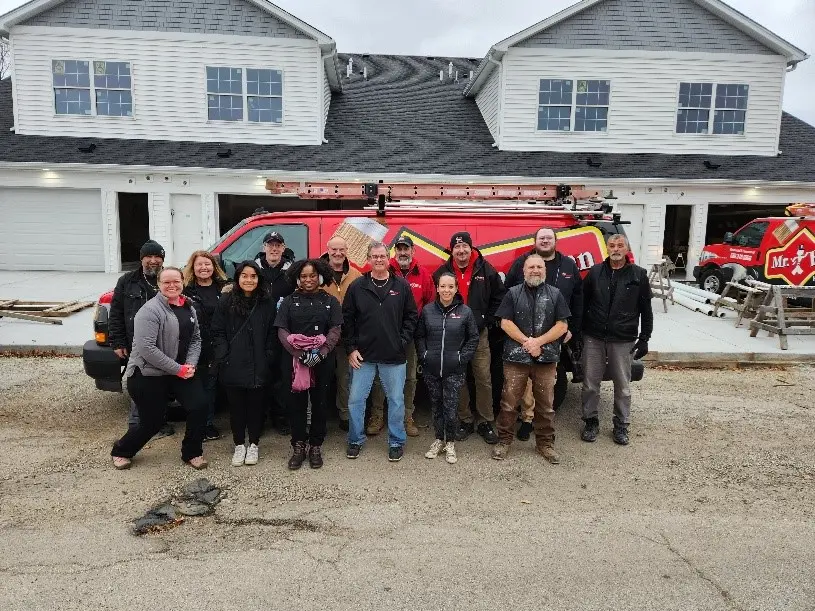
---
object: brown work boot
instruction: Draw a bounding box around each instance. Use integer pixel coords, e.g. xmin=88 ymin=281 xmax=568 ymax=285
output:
xmin=366 ymin=414 xmax=384 ymax=435
xmin=537 ymin=445 xmax=560 ymax=465
xmin=405 ymin=416 xmax=420 ymax=437
xmin=287 ymin=441 xmax=307 ymax=470
xmin=491 ymin=443 xmax=510 ymax=461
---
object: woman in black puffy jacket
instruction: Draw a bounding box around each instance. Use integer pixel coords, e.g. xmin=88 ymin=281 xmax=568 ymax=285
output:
xmin=211 ymin=261 xmax=277 ymax=468
xmin=415 ymin=272 xmax=479 ymax=464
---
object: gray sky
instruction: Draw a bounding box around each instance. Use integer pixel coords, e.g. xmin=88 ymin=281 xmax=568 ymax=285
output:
xmin=1 ymin=0 xmax=812 ymax=124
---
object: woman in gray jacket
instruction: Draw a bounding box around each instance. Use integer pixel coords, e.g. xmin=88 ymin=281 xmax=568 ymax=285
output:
xmin=111 ymin=267 xmax=208 ymax=470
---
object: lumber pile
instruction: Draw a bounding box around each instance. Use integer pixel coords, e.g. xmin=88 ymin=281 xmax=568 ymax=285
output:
xmin=0 ymin=299 xmax=94 ymax=325
xmin=748 ymin=285 xmax=815 ymax=350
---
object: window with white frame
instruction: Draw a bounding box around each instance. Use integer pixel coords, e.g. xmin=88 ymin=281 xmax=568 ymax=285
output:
xmin=537 ymin=79 xmax=610 ymax=132
xmin=52 ymin=60 xmax=91 ymax=115
xmin=207 ymin=66 xmax=283 ymax=124
xmin=94 ymin=61 xmax=132 ymax=117
xmin=52 ymin=59 xmax=133 ymax=117
xmin=677 ymin=82 xmax=748 ymax=135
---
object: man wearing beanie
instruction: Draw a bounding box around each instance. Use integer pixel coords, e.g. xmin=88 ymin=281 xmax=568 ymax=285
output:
xmin=434 ymin=231 xmax=506 ymax=444
xmin=109 ymin=239 xmax=174 ymax=437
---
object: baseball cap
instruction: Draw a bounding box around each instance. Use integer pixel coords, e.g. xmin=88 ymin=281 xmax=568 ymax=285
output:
xmin=394 ymin=235 xmax=414 ymax=248
xmin=263 ymin=231 xmax=285 ymax=244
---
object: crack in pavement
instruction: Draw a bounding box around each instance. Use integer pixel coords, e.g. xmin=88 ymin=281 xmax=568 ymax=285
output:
xmin=641 ymin=532 xmax=746 ymax=611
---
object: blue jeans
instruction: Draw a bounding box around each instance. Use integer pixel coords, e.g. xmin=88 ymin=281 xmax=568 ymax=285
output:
xmin=348 ymin=361 xmax=406 ymax=448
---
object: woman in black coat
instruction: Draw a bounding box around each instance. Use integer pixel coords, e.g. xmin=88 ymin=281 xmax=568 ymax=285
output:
xmin=415 ymin=271 xmax=479 ymax=464
xmin=211 ymin=261 xmax=277 ymax=467
xmin=183 ymin=250 xmax=229 ymax=441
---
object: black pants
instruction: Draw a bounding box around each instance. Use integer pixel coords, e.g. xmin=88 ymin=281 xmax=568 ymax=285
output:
xmin=113 ymin=369 xmax=206 ymax=462
xmin=226 ymin=387 xmax=265 ymax=446
xmin=281 ymin=353 xmax=334 ymax=447
xmin=423 ymin=372 xmax=464 ymax=441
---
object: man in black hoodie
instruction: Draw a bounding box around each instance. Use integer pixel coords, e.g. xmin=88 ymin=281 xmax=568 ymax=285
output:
xmin=505 ymin=227 xmax=584 ymax=438
xmin=581 ymin=234 xmax=653 ymax=446
xmin=109 ymin=239 xmax=173 ymax=437
xmin=342 ymin=242 xmax=418 ymax=462
xmin=434 ymin=232 xmax=505 ymax=444
xmin=254 ymin=231 xmax=294 ymax=434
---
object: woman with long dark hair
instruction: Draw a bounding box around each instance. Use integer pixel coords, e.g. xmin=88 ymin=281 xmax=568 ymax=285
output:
xmin=111 ymin=267 xmax=208 ymax=470
xmin=274 ymin=258 xmax=342 ymax=470
xmin=211 ymin=261 xmax=277 ymax=467
xmin=183 ymin=250 xmax=229 ymax=441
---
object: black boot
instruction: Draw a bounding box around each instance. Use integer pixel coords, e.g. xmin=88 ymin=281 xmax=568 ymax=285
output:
xmin=612 ymin=425 xmax=629 ymax=446
xmin=308 ymin=445 xmax=323 ymax=469
xmin=288 ymin=441 xmax=307 ymax=470
xmin=581 ymin=417 xmax=599 ymax=442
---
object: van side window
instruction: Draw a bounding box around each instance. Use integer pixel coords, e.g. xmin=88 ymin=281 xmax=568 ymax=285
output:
xmin=221 ymin=224 xmax=308 ymax=277
xmin=733 ymin=221 xmax=769 ymax=248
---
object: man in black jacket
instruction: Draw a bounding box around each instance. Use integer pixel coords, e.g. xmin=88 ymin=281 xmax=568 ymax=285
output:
xmin=343 ymin=242 xmax=418 ymax=462
xmin=434 ymin=232 xmax=505 ymax=444
xmin=109 ymin=240 xmax=173 ymax=436
xmin=581 ymin=234 xmax=653 ymax=445
xmin=505 ymin=227 xmax=584 ymax=438
xmin=253 ymin=231 xmax=294 ymax=434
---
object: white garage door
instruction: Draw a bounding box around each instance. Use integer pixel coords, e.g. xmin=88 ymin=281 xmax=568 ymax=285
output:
xmin=0 ymin=188 xmax=104 ymax=271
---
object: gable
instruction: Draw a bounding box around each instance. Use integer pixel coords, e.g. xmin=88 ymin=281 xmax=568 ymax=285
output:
xmin=19 ymin=0 xmax=310 ymax=39
xmin=516 ymin=0 xmax=775 ymax=55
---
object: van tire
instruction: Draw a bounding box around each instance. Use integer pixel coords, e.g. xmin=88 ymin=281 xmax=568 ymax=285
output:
xmin=700 ymin=268 xmax=725 ymax=294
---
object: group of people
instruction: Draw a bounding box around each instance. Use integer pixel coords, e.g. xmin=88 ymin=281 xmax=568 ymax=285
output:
xmin=108 ymin=225 xmax=653 ymax=470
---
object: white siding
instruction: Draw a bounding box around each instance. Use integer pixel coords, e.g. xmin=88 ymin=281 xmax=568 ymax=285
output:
xmin=500 ymin=47 xmax=787 ymax=155
xmin=322 ymin=67 xmax=331 ymax=138
xmin=475 ymin=66 xmax=501 ymax=141
xmin=11 ymin=26 xmax=323 ymax=145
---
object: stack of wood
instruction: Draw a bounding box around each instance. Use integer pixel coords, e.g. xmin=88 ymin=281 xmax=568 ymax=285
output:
xmin=0 ymin=299 xmax=94 ymax=325
xmin=712 ymin=279 xmax=769 ymax=327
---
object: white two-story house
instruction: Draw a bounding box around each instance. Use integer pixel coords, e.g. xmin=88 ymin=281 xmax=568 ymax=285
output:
xmin=0 ymin=0 xmax=813 ymax=276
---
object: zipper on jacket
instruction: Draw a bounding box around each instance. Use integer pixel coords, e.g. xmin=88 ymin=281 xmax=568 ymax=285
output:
xmin=440 ymin=309 xmax=447 ymax=376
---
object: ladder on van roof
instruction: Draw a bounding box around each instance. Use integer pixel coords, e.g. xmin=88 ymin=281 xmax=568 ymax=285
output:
xmin=265 ymin=179 xmax=616 ymax=217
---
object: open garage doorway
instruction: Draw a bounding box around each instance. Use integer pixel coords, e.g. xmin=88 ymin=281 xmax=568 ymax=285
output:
xmin=662 ymin=204 xmax=693 ymax=274
xmin=217 ymin=195 xmax=369 ymax=235
xmin=705 ymin=204 xmax=790 ymax=244
xmin=118 ymin=193 xmax=149 ymax=269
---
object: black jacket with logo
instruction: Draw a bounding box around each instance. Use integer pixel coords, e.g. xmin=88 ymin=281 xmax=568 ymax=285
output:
xmin=433 ymin=249 xmax=506 ymax=332
xmin=183 ymin=278 xmax=229 ymax=366
xmin=415 ymin=295 xmax=480 ymax=378
xmin=505 ymin=250 xmax=584 ymax=335
xmin=582 ymin=259 xmax=653 ymax=343
xmin=210 ymin=293 xmax=277 ymax=389
xmin=109 ymin=269 xmax=159 ymax=352
xmin=342 ymin=272 xmax=418 ymax=364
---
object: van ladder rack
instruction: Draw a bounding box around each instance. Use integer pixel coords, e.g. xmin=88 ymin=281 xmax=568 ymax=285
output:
xmin=361 ymin=202 xmax=610 ymax=217
xmin=265 ymin=180 xmax=601 ymax=202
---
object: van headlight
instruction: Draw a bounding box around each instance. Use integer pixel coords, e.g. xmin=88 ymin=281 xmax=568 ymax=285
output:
xmin=699 ymin=250 xmax=715 ymax=262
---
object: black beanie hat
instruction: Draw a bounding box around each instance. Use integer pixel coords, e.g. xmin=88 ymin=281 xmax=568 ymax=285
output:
xmin=139 ymin=240 xmax=165 ymax=259
xmin=450 ymin=232 xmax=473 ymax=250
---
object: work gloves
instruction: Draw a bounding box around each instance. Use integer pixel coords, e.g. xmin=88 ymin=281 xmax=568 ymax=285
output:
xmin=631 ymin=338 xmax=649 ymax=360
xmin=299 ymin=349 xmax=325 ymax=368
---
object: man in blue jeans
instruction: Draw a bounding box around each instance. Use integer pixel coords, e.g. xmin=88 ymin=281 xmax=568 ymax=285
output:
xmin=342 ymin=242 xmax=418 ymax=462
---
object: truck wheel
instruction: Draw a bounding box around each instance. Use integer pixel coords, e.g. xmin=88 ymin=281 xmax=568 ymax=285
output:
xmin=700 ymin=269 xmax=725 ymax=294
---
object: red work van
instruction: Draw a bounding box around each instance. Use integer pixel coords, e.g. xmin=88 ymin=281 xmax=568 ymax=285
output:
xmin=83 ymin=205 xmax=632 ymax=391
xmin=694 ymin=214 xmax=815 ymax=293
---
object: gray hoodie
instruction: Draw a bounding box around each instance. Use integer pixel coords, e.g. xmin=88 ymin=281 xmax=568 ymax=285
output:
xmin=124 ymin=294 xmax=202 ymax=378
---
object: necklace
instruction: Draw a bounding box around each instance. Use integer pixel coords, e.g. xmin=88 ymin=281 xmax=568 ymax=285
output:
xmin=371 ymin=276 xmax=389 ymax=288
xmin=143 ymin=271 xmax=158 ymax=291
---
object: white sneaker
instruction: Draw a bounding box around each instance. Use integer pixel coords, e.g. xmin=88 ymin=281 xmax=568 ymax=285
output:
xmin=425 ymin=439 xmax=445 ymax=459
xmin=245 ymin=443 xmax=259 ymax=466
xmin=232 ymin=444 xmax=246 ymax=467
xmin=444 ymin=442 xmax=457 ymax=464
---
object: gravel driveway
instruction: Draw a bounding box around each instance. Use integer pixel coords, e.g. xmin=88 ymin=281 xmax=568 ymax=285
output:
xmin=1 ymin=357 xmax=814 ymax=611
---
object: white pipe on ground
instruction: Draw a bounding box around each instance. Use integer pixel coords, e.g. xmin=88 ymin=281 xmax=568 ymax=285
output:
xmin=674 ymin=293 xmax=705 ymax=313
xmin=671 ymin=288 xmax=709 ymax=304
xmin=674 ymin=283 xmax=721 ymax=303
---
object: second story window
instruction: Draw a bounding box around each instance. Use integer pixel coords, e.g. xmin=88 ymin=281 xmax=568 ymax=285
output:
xmin=207 ymin=67 xmax=284 ymax=124
xmin=677 ymin=82 xmax=748 ymax=135
xmin=207 ymin=67 xmax=244 ymax=121
xmin=53 ymin=60 xmax=91 ymax=115
xmin=94 ymin=62 xmax=132 ymax=117
xmin=538 ymin=79 xmax=610 ymax=132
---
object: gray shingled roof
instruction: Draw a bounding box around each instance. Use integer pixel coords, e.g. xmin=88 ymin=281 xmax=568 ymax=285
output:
xmin=1 ymin=53 xmax=815 ymax=182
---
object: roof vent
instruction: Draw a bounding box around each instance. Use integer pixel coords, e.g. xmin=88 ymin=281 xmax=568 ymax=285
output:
xmin=439 ymin=70 xmax=444 ymax=81
xmin=703 ymin=160 xmax=721 ymax=170
xmin=216 ymin=146 xmax=233 ymax=158
xmin=586 ymin=156 xmax=602 ymax=168
xmin=448 ymin=62 xmax=453 ymax=78
xmin=78 ymin=142 xmax=97 ymax=154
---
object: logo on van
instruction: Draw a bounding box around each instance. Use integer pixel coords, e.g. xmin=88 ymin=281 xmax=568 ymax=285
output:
xmin=765 ymin=228 xmax=815 ymax=286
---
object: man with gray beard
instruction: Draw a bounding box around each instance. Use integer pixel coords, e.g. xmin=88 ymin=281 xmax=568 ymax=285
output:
xmin=109 ymin=240 xmax=174 ymax=436
xmin=492 ymin=255 xmax=570 ymax=463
